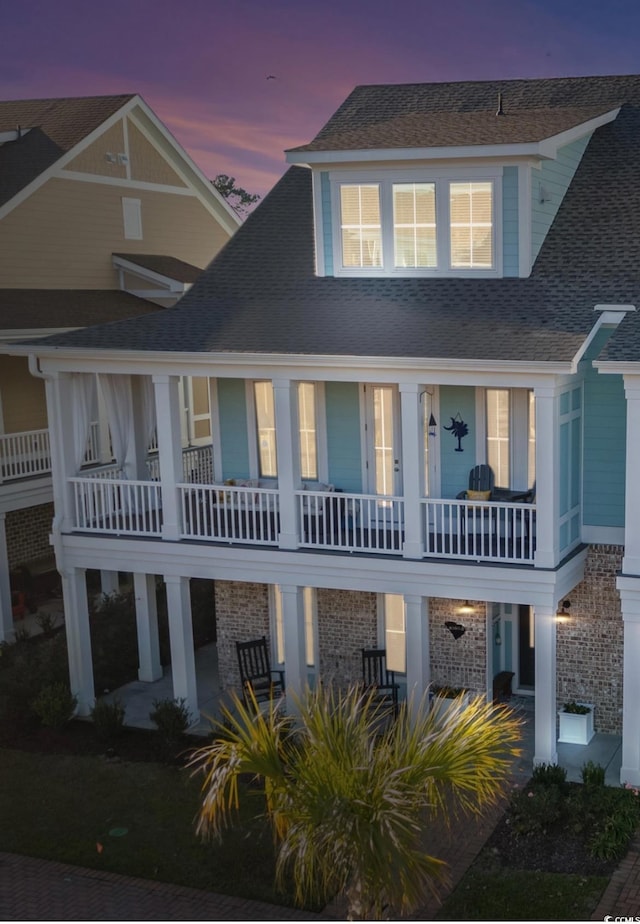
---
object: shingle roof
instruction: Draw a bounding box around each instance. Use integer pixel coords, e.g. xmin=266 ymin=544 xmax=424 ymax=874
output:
xmin=0 ymin=290 xmax=161 ymax=331
xmin=112 ymin=254 xmax=203 ymax=284
xmin=289 ymin=105 xmax=616 ymax=153
xmin=20 ymin=75 xmax=640 ymax=365
xmin=0 ymin=95 xmax=133 ymax=207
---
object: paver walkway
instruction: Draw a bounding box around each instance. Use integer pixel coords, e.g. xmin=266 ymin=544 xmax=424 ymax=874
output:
xmin=0 ymin=852 xmax=329 ymax=921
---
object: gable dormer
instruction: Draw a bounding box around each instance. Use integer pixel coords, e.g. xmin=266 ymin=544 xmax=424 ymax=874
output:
xmin=286 ymin=89 xmax=619 ymax=280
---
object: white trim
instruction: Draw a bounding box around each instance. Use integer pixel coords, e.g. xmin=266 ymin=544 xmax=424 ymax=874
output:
xmin=245 ymin=380 xmax=260 ymax=478
xmin=311 ymin=172 xmax=325 ymax=277
xmin=59 ymin=169 xmax=197 ymax=195
xmin=112 ymin=254 xmax=194 ymax=292
xmin=329 ymin=167 xmax=503 ymax=278
xmin=287 ymin=109 xmax=620 ymax=167
xmin=581 ymin=525 xmax=625 ymax=545
xmin=571 ymin=304 xmax=634 ymax=370
xmin=9 ymin=345 xmax=577 ymax=382
xmin=208 ymin=378 xmax=223 ymax=483
xmin=518 ymin=164 xmax=532 ymax=278
xmin=122 ymin=116 xmax=132 ymax=182
xmin=126 ymin=106 xmax=241 ymax=234
xmin=54 ymin=529 xmax=588 ymax=606
xmin=0 ymin=328 xmax=80 ymax=340
xmin=0 ymin=100 xmax=134 ymax=221
xmin=122 ymin=196 xmax=143 ymax=240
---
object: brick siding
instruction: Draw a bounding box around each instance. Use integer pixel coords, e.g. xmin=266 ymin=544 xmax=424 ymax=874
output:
xmin=316 ymin=588 xmax=377 ymax=687
xmin=215 ymin=581 xmax=269 ymax=691
xmin=428 ymin=598 xmax=487 ymax=695
xmin=556 ymin=545 xmax=623 ymax=734
xmin=5 ymin=503 xmax=54 ymax=571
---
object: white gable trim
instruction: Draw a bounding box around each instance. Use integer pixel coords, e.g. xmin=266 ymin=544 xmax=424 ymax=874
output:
xmin=126 ymin=103 xmax=241 ymax=234
xmin=58 ymin=170 xmax=197 ymax=195
xmin=287 ymin=109 xmax=620 ymax=167
xmin=0 ymin=101 xmax=133 ymax=221
xmin=573 ymin=304 xmax=636 ymax=372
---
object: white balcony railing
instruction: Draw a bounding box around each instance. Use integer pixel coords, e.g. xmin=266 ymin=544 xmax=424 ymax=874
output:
xmin=67 ymin=471 xmax=538 ymax=565
xmin=70 ymin=476 xmax=162 ymax=536
xmin=180 ymin=483 xmax=280 ymax=544
xmin=297 ymin=490 xmax=405 ymax=554
xmin=146 ymin=444 xmax=213 ymax=484
xmin=0 ymin=428 xmax=51 ymax=482
xmin=422 ymin=498 xmax=536 ymax=563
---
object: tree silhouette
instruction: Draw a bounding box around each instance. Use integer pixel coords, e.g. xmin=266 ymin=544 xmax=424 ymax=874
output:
xmin=443 ymin=416 xmax=469 ymax=452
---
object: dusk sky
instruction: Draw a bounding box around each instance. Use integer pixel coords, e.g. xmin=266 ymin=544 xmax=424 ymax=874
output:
xmin=3 ymin=0 xmax=640 ymax=200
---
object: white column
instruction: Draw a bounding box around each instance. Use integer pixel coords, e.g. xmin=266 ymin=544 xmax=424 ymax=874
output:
xmin=280 ymin=584 xmax=306 ymax=706
xmin=272 ymin=379 xmax=299 ymax=550
xmin=404 ymin=594 xmax=429 ymax=716
xmin=533 ymin=386 xmax=559 ymax=569
xmin=533 ymin=604 xmax=558 ymax=766
xmin=44 ymin=373 xmax=77 ymax=533
xmin=153 ymin=375 xmax=183 ymax=541
xmin=134 ymin=572 xmax=162 ymax=682
xmin=623 ymin=379 xmax=640 ymax=574
xmin=399 ymin=384 xmax=423 ymax=559
xmin=99 ymin=570 xmax=120 ymax=597
xmin=0 ymin=513 xmax=13 ymax=642
xmin=60 ymin=567 xmax=95 ymax=715
xmin=164 ymin=575 xmax=198 ymax=722
xmin=128 ymin=375 xmax=151 ymax=480
xmin=618 ymin=579 xmax=640 ymax=785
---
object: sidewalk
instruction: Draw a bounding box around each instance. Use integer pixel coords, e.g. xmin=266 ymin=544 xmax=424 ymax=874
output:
xmin=0 ymin=852 xmax=329 ymax=921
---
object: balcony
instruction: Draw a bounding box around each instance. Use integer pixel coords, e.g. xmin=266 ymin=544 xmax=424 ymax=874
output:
xmin=67 ymin=458 xmax=537 ymax=565
xmin=0 ymin=428 xmax=51 ymax=483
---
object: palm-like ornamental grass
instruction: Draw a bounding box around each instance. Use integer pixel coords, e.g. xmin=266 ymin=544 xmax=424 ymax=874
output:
xmin=189 ymin=685 xmax=522 ymax=920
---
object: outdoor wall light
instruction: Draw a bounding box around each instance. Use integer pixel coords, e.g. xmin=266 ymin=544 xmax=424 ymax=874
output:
xmin=556 ymin=599 xmax=571 ymax=622
xmin=445 ymin=620 xmax=467 ymax=640
xmin=458 ymin=600 xmax=474 ymax=615
xmin=495 ymin=624 xmax=502 ymax=646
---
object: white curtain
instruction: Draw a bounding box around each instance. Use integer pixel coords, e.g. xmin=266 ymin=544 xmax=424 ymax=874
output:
xmin=71 ymin=373 xmax=96 ymax=471
xmin=98 ymin=374 xmax=132 ymax=470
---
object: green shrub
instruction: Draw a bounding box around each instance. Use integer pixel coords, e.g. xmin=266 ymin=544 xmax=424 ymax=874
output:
xmin=582 ymin=760 xmax=606 ymax=788
xmin=90 ymin=697 xmax=126 ymax=742
xmin=510 ymin=784 xmax=564 ymax=835
xmin=35 ymin=610 xmax=59 ymax=636
xmin=31 ymin=682 xmax=77 ymax=729
xmin=90 ymin=591 xmax=139 ymax=691
xmin=531 ymin=762 xmax=567 ymax=786
xmin=150 ymin=697 xmax=190 ymax=745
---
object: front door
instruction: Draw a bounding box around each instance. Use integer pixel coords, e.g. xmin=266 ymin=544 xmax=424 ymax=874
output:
xmin=518 ymin=604 xmax=535 ymax=689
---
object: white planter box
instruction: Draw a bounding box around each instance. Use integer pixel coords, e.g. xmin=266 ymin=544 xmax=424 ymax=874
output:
xmin=430 ymin=691 xmax=470 ymax=723
xmin=558 ymin=703 xmax=595 ymax=744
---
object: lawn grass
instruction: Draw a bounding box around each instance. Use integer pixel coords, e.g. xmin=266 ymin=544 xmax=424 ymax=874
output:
xmin=0 ymin=747 xmax=285 ymax=905
xmin=436 ymin=867 xmax=608 ymax=921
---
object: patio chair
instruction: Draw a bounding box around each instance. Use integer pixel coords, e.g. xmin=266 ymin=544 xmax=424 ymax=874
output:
xmin=361 ymin=647 xmax=399 ymax=717
xmin=235 ymin=636 xmax=285 ymax=708
xmin=456 ymin=464 xmax=495 ymax=499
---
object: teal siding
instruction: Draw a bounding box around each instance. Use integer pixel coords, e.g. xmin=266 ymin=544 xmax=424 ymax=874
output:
xmin=502 ymin=167 xmax=519 ymax=277
xmin=325 ymin=382 xmax=362 ymax=492
xmin=531 ymin=135 xmax=591 ymax=264
xmin=439 ymin=385 xmax=477 ymax=497
xmin=583 ymin=333 xmax=626 ymax=527
xmin=217 ymin=378 xmax=250 ymax=480
xmin=320 ymin=171 xmax=334 ymax=275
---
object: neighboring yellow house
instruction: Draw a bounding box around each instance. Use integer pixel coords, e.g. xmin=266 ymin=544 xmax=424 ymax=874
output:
xmin=0 ymin=94 xmax=240 ymax=637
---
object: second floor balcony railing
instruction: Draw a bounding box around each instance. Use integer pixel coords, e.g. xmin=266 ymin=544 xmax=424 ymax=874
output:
xmin=0 ymin=428 xmax=51 ymax=482
xmin=66 ymin=466 xmax=538 ymax=565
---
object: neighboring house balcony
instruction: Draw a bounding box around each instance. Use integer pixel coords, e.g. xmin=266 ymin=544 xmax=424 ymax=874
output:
xmin=0 ymin=421 xmax=105 ymax=487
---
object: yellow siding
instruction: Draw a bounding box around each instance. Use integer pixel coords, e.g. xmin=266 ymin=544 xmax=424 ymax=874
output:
xmin=127 ymin=120 xmax=188 ymax=187
xmin=0 ymin=357 xmax=47 ymax=432
xmin=64 ymin=120 xmax=128 ymax=180
xmin=0 ymin=177 xmax=230 ymax=288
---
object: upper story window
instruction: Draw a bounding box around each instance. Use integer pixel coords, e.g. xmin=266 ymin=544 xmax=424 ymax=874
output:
xmin=298 ymin=382 xmax=318 ymax=480
xmin=254 ymin=381 xmax=277 ymax=477
xmin=484 ymin=387 xmax=535 ymax=491
xmin=340 ymin=184 xmax=382 ymax=267
xmin=331 ymin=169 xmax=500 ymax=277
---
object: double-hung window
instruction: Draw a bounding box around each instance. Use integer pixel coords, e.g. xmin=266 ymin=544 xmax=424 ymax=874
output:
xmin=333 ymin=170 xmax=500 ymax=277
xmin=298 ymin=382 xmax=318 ymax=480
xmin=272 ymin=585 xmax=317 ymax=670
xmin=254 ymin=381 xmax=277 ymax=477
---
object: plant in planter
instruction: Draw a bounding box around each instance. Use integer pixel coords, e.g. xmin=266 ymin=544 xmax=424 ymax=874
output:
xmin=430 ymin=684 xmax=470 ymax=723
xmin=558 ymin=700 xmax=595 ymax=744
